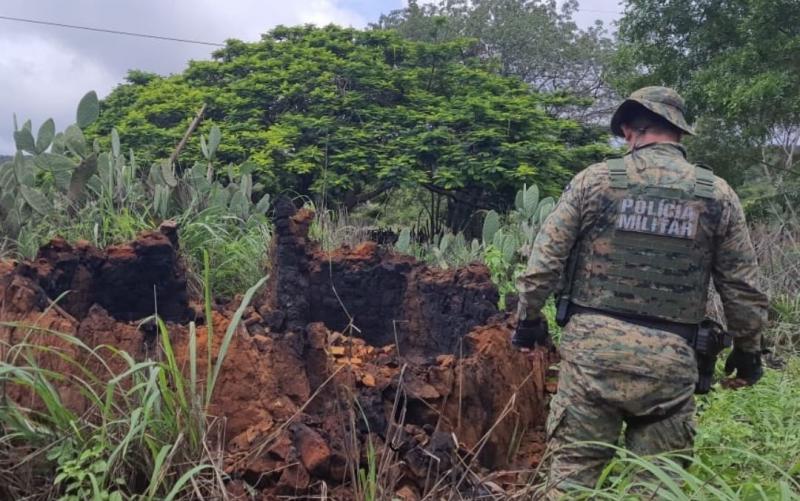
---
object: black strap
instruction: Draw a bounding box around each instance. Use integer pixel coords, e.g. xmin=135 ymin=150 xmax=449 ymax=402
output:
xmin=567 ymin=304 xmax=697 ymax=344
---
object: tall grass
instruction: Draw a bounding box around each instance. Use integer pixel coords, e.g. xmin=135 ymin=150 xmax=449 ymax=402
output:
xmin=566 ymin=446 xmax=800 ymax=500
xmin=0 ymin=261 xmax=267 ymax=499
xmin=178 ymin=208 xmax=271 ymax=298
xmin=751 ymin=223 xmax=800 ymax=353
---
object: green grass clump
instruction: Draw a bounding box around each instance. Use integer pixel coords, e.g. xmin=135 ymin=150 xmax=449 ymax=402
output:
xmin=0 ymin=265 xmax=267 ymax=499
xmin=695 ymin=359 xmax=800 ymax=492
xmin=178 ymin=208 xmax=271 ymax=298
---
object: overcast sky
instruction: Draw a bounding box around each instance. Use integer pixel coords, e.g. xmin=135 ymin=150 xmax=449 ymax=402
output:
xmin=0 ymin=0 xmax=621 ymax=154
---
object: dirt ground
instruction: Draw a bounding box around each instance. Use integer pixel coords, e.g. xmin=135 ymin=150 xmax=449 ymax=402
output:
xmin=0 ymin=200 xmax=556 ymax=499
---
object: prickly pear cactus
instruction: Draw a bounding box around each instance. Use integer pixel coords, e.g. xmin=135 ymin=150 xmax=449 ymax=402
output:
xmin=2 ymin=90 xmax=272 ymax=250
xmin=482 ymin=210 xmax=500 ymax=246
xmin=395 ymin=227 xmax=412 ymax=254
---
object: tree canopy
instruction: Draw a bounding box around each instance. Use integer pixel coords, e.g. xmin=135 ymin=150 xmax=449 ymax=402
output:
xmin=94 ymin=25 xmax=610 ymax=230
xmin=614 ymin=0 xmax=800 ymax=215
xmin=377 ymin=0 xmax=615 ymax=120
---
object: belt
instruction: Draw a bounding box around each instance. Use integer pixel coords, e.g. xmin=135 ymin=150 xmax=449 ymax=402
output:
xmin=568 ymin=304 xmax=697 ymax=345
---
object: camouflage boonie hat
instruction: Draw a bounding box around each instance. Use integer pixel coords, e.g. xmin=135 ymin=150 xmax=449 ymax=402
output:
xmin=610 ymin=86 xmax=695 ymax=137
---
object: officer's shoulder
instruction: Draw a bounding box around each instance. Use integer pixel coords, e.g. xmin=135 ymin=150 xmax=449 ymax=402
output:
xmin=581 ymin=161 xmax=612 ymax=178
xmin=693 ymin=162 xmax=737 ymax=200
xmin=565 ymin=162 xmax=607 ymax=189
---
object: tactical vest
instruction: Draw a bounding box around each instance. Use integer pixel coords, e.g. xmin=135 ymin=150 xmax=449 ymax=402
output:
xmin=569 ymin=157 xmax=721 ymax=324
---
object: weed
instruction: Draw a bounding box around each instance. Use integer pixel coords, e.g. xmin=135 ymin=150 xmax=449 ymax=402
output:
xmin=0 ymin=265 xmax=267 ymax=499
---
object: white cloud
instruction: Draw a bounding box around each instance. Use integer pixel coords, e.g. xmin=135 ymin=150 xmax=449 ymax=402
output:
xmin=0 ymin=33 xmax=117 ymax=144
xmin=297 ymin=0 xmax=368 ymax=26
xmin=0 ymin=0 xmax=370 ymax=153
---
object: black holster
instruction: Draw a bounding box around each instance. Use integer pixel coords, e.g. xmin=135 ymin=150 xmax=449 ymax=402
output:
xmin=694 ymin=319 xmax=732 ymax=394
xmin=555 ymin=296 xmax=571 ymax=327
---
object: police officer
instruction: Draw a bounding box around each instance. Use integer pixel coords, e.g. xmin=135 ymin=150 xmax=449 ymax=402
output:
xmin=512 ymin=86 xmax=769 ymax=497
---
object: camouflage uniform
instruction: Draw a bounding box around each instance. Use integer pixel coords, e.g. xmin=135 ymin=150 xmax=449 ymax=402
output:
xmin=516 ymin=87 xmax=769 ymax=497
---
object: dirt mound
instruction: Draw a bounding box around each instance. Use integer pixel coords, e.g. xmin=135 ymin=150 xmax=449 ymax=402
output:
xmin=0 ymin=201 xmax=554 ymax=498
xmin=263 ymin=197 xmax=499 ymax=355
xmin=15 ymin=221 xmax=190 ymax=322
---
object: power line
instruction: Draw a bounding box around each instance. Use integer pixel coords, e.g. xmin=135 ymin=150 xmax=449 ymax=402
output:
xmin=0 ymin=7 xmax=622 ymax=50
xmin=0 ymin=15 xmax=225 ymax=47
xmin=576 ymin=8 xmax=622 ymax=15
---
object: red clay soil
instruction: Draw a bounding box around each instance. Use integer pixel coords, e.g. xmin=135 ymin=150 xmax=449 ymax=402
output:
xmin=0 ymin=201 xmax=555 ymax=499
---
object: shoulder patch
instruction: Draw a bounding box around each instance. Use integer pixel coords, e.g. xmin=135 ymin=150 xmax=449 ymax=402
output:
xmin=607 ymin=158 xmax=627 ymax=189
xmin=694 ymin=165 xmax=716 ymax=199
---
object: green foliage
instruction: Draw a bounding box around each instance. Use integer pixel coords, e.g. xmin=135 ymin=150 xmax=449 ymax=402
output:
xmin=613 ymin=0 xmax=800 ymax=217
xmin=483 ymin=243 xmax=523 ymax=305
xmin=377 ymin=0 xmax=616 ymax=119
xmin=695 ymin=360 xmax=800 ymax=493
xmin=0 ymin=274 xmax=266 ymax=499
xmin=91 ymin=26 xmax=610 ymax=231
xmin=3 ymin=92 xmax=272 ymax=297
xmin=357 ymin=439 xmax=378 ymax=501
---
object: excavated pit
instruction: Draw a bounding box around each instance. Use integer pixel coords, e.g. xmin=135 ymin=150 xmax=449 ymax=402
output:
xmin=263 ymin=197 xmax=500 ymax=355
xmin=0 ymin=199 xmax=554 ymax=499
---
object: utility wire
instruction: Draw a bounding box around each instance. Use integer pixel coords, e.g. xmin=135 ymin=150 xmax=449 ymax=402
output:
xmin=576 ymin=8 xmax=623 ymax=15
xmin=0 ymin=8 xmax=622 ymax=49
xmin=0 ymin=14 xmax=225 ymax=47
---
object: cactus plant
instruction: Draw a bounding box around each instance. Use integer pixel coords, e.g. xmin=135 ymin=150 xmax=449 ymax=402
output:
xmin=482 ymin=209 xmax=500 ymax=246
xmin=2 ymin=89 xmax=272 ymax=253
xmin=515 ymin=183 xmax=539 ymax=220
xmin=537 ymin=197 xmax=555 ymax=226
xmin=13 ymin=152 xmax=35 ymax=187
xmin=35 ymin=119 xmax=55 ymax=154
xmin=111 ymin=128 xmax=121 ymax=158
xmin=255 ymin=193 xmax=271 ymax=215
xmin=13 ymin=123 xmax=36 ymax=154
xmin=395 ymin=227 xmax=411 ymax=253
xmin=68 ymin=154 xmax=98 ymax=205
xmin=64 ymin=125 xmax=88 ymax=158
xmin=19 ymin=184 xmax=54 ymax=216
xmin=154 ymin=185 xmax=170 ymax=218
xmin=76 ymin=91 xmax=100 ymax=129
xmin=207 ymin=125 xmax=221 ymax=158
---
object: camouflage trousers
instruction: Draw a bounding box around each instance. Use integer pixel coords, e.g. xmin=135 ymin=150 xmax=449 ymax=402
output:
xmin=542 ymin=360 xmax=696 ymax=499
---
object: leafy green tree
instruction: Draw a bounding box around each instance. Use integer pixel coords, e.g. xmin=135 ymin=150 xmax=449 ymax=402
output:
xmin=613 ymin=0 xmax=800 ymax=219
xmin=94 ymin=26 xmax=610 ymax=231
xmin=377 ymin=0 xmax=616 ymax=120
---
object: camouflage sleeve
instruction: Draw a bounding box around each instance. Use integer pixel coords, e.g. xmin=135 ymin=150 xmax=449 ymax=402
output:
xmin=515 ymin=171 xmax=585 ymax=321
xmin=712 ymin=183 xmax=769 ymax=352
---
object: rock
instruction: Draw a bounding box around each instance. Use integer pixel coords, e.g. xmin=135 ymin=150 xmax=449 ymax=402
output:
xmin=395 ymin=485 xmax=421 ymax=501
xmin=292 ymin=423 xmax=331 ymax=477
xmin=276 ymin=462 xmax=310 ymax=493
xmin=361 ymin=373 xmax=376 ymax=387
